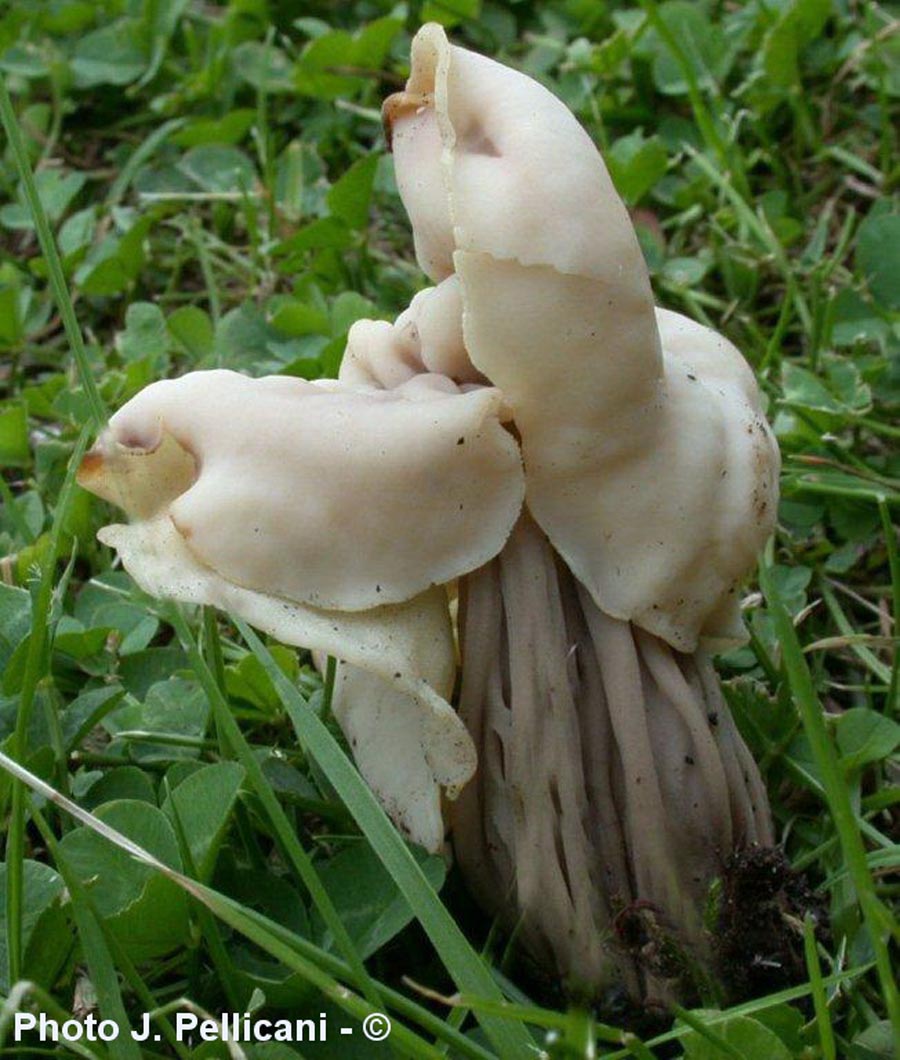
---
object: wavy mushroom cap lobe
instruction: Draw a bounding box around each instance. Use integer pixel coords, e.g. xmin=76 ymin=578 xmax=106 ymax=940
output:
xmin=385 ymin=25 xmax=778 ymax=652
xmin=84 ymin=369 xmax=524 ymax=615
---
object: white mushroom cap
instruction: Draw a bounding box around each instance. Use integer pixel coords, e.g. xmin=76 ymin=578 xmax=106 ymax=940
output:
xmin=330 ymin=661 xmax=458 ymax=850
xmin=82 ymin=369 xmax=524 ymax=613
xmin=462 ymin=270 xmax=780 ymax=650
xmin=387 ymin=92 xmax=455 ymax=282
xmin=396 ymin=275 xmax=484 ymax=385
xmin=340 ymin=276 xmax=485 ymax=391
xmin=387 ymin=23 xmax=655 ymax=284
xmin=385 ymin=25 xmax=779 ymax=651
xmin=77 ymin=367 xmax=527 ymax=851
xmin=339 ymin=318 xmax=424 ymax=389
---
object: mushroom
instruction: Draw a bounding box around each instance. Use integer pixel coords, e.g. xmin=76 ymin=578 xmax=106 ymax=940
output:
xmin=78 ymin=24 xmax=781 ymax=1003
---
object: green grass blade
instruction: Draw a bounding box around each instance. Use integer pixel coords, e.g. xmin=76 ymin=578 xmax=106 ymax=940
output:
xmin=0 ymin=752 xmax=463 ymax=1060
xmin=5 ymin=427 xmax=90 ymax=984
xmin=637 ymin=0 xmax=748 ymax=199
xmin=163 ymin=606 xmax=386 ymax=1015
xmin=447 ymin=994 xmax=657 ymax=1056
xmin=671 ymin=1006 xmax=744 ymax=1060
xmin=620 ymin=1033 xmax=656 ymax=1060
xmin=106 ymin=117 xmax=185 ymax=207
xmin=820 ymin=582 xmax=892 ymax=684
xmin=179 ymin=885 xmax=445 ymax=1060
xmin=29 ymin=812 xmax=141 ymax=1060
xmin=686 ymin=147 xmax=812 ymax=338
xmin=236 ymin=619 xmax=536 ymax=1060
xmin=31 ymin=808 xmax=191 ymax=1060
xmin=0 ymin=982 xmax=105 ymax=1058
xmin=162 ymin=773 xmax=245 ymax=1014
xmin=225 ymin=903 xmax=498 ymax=1060
xmin=0 ymin=76 xmax=107 ymax=430
xmin=602 ymin=963 xmax=876 ymax=1059
xmin=878 ymin=497 xmax=900 ymax=717
xmin=803 ymin=913 xmax=836 ymax=1060
xmin=759 ymin=561 xmax=900 ymax=1044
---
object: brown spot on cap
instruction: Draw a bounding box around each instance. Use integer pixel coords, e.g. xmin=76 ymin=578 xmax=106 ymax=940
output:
xmin=76 ymin=449 xmax=105 ymax=485
xmin=381 ymin=90 xmax=431 ymax=151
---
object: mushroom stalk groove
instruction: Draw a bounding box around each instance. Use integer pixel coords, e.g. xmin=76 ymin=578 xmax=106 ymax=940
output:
xmin=451 ymin=511 xmax=773 ymax=1002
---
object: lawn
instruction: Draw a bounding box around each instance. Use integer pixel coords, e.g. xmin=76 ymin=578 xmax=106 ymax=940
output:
xmin=0 ymin=1 xmax=897 ymax=1058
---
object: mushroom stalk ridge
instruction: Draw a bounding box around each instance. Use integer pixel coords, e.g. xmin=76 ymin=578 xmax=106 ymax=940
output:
xmin=78 ymin=24 xmax=781 ymax=1004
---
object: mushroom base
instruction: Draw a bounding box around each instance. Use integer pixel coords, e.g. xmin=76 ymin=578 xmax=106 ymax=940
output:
xmin=450 ymin=512 xmax=773 ymax=1003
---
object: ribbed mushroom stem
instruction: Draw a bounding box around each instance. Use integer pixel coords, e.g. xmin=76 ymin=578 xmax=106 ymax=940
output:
xmin=451 ymin=511 xmax=773 ymax=1003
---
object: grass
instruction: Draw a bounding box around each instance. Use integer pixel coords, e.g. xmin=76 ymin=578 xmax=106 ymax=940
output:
xmin=0 ymin=2 xmax=897 ymax=1058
